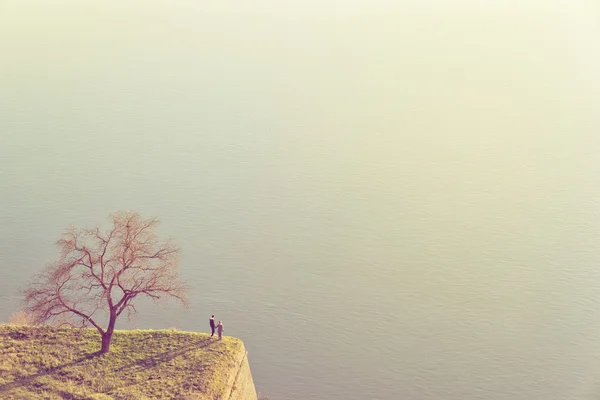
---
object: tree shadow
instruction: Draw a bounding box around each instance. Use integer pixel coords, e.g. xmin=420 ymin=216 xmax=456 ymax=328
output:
xmin=0 ymin=337 xmax=217 ymax=396
xmin=0 ymin=351 xmax=102 ymax=393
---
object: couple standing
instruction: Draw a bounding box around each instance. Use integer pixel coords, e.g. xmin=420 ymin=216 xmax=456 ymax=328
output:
xmin=209 ymin=315 xmax=224 ymax=340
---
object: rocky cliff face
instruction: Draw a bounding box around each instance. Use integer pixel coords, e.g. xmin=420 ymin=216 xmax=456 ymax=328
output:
xmin=222 ymin=342 xmax=258 ymax=400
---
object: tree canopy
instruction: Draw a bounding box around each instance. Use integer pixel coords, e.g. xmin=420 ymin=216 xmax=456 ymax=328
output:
xmin=23 ymin=211 xmax=188 ymax=353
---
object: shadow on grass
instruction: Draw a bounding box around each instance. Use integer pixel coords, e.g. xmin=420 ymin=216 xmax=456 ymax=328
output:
xmin=0 ymin=351 xmax=102 ymax=393
xmin=0 ymin=337 xmax=217 ymax=396
xmin=114 ymin=337 xmax=215 ymax=374
xmin=100 ymin=337 xmax=218 ymax=396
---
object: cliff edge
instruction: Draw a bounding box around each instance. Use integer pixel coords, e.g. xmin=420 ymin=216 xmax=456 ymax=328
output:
xmin=0 ymin=324 xmax=258 ymax=399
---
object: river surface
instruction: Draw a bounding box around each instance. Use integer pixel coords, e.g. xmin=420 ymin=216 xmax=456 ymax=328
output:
xmin=2 ymin=1 xmax=600 ymax=399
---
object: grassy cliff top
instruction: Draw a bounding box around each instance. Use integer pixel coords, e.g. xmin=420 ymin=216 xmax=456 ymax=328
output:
xmin=0 ymin=324 xmax=244 ymax=400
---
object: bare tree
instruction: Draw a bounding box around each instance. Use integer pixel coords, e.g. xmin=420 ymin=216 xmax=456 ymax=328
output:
xmin=23 ymin=211 xmax=188 ymax=353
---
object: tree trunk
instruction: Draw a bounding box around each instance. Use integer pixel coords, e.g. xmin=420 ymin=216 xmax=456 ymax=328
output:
xmin=101 ymin=332 xmax=112 ymax=353
xmin=100 ymin=311 xmax=117 ymax=353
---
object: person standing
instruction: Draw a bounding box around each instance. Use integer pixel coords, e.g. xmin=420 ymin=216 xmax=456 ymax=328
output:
xmin=210 ymin=315 xmax=216 ymax=337
xmin=217 ymin=320 xmax=224 ymax=340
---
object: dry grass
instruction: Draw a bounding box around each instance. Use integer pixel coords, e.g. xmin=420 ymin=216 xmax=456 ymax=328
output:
xmin=8 ymin=311 xmax=38 ymax=326
xmin=0 ymin=324 xmax=242 ymax=400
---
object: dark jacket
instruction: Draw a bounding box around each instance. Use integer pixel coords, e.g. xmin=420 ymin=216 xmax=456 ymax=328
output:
xmin=210 ymin=318 xmax=215 ymax=328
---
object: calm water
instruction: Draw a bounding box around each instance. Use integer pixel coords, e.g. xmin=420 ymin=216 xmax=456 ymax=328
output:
xmin=2 ymin=1 xmax=600 ymax=399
